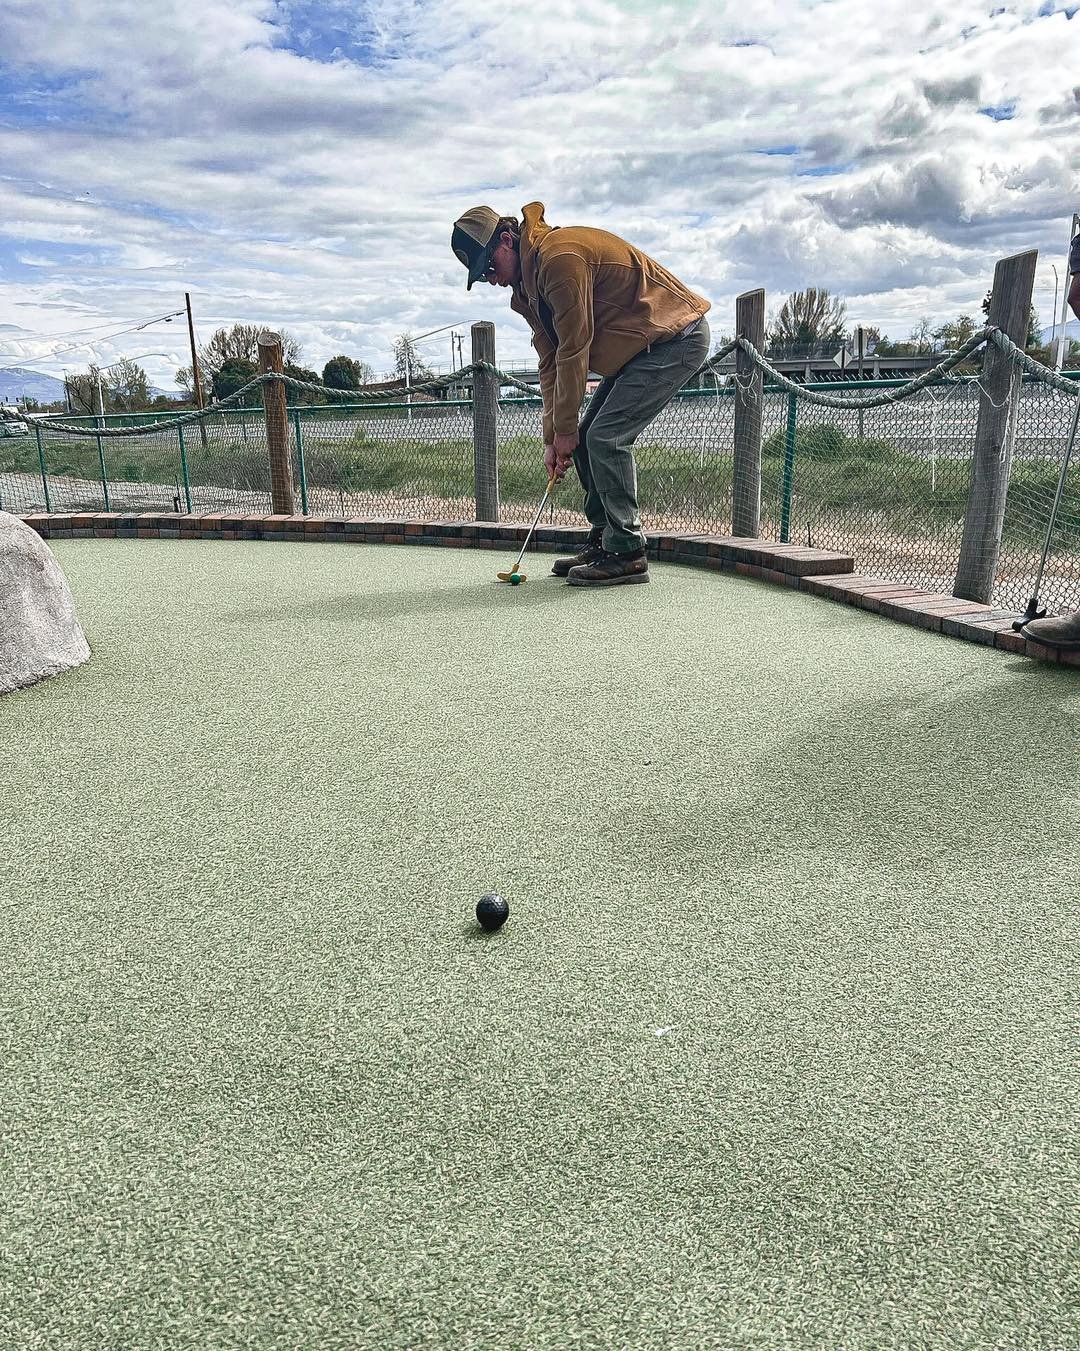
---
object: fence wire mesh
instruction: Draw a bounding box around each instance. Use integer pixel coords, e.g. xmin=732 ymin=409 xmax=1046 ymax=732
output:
xmin=8 ymin=335 xmax=1080 ymax=617
xmin=996 ymin=382 xmax=1080 ymax=613
xmin=292 ymin=402 xmax=475 ymax=520
xmin=495 ymin=386 xmax=738 ymax=535
xmin=760 ymin=384 xmax=978 ymax=594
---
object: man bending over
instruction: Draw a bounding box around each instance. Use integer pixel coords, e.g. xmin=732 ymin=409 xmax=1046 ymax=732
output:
xmin=452 ymin=201 xmax=710 ymax=587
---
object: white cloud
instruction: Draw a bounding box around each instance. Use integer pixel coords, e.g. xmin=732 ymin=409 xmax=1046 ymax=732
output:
xmin=0 ymin=0 xmax=1077 ymax=391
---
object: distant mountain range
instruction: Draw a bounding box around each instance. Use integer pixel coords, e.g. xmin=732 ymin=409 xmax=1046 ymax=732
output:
xmin=0 ymin=366 xmax=174 ymax=406
xmin=0 ymin=367 xmax=67 ymax=405
xmin=1041 ymin=318 xmax=1080 ymax=346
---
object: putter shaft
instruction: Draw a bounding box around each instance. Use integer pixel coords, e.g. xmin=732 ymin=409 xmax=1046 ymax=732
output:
xmin=510 ymin=475 xmax=558 ymax=571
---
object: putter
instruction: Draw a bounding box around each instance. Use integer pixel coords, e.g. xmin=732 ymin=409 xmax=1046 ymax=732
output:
xmin=497 ymin=473 xmax=559 ymax=583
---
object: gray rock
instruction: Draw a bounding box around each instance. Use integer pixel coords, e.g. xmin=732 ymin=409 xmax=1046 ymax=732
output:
xmin=1 ymin=511 xmax=90 ymax=696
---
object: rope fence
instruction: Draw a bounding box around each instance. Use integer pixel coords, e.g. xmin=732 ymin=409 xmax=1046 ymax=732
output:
xmin=4 ymin=263 xmax=1079 ymax=616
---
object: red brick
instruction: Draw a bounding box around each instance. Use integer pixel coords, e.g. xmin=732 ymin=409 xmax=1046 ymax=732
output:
xmin=1024 ymin=640 xmax=1063 ymax=663
xmin=994 ymin=628 xmax=1026 ymax=654
xmin=880 ymin=603 xmax=943 ymax=632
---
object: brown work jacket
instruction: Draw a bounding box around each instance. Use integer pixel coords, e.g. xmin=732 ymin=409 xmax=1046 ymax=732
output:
xmin=508 ymin=201 xmax=711 ymax=443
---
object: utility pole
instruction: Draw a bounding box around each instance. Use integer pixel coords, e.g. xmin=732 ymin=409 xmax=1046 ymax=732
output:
xmin=404 ymin=341 xmax=412 ymax=422
xmin=186 ymin=291 xmax=209 ymax=447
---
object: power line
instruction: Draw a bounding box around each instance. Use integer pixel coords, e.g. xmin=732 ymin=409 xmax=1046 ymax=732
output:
xmin=0 ymin=313 xmax=164 ymax=344
xmin=0 ymin=308 xmax=185 ymax=371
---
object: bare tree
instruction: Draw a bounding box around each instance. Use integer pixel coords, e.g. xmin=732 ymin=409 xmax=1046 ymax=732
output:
xmin=65 ymin=367 xmax=102 ymax=415
xmin=767 ymin=289 xmax=848 ymax=358
xmin=106 ymin=358 xmax=152 ymax=412
xmin=386 ymin=334 xmax=435 ymax=384
xmin=176 ymin=323 xmax=303 ymax=394
xmin=908 ymin=317 xmax=934 ymax=354
xmin=65 ymin=359 xmax=153 ymax=414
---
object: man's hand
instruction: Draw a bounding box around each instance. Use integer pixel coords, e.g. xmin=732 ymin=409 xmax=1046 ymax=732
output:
xmin=544 ymin=433 xmax=579 ymax=481
xmin=551 ymin=431 xmax=578 ymax=480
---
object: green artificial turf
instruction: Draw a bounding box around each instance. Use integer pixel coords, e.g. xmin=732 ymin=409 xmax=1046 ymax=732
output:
xmin=2 ymin=540 xmax=1078 ymax=1350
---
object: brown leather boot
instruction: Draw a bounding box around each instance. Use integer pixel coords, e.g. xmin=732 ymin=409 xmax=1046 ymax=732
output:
xmin=551 ymin=535 xmax=606 ymax=577
xmin=1020 ymin=610 xmax=1080 ymax=649
xmin=567 ymin=548 xmax=650 ymax=587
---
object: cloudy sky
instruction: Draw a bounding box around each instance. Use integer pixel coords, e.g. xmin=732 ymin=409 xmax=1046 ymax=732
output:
xmin=1 ymin=0 xmax=1078 ymax=393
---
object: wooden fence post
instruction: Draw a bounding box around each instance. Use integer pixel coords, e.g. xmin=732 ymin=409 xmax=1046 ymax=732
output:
xmin=258 ymin=332 xmax=295 ymax=516
xmin=471 ymin=322 xmax=500 ymax=521
xmin=953 ymin=250 xmax=1037 ymax=603
xmin=732 ymin=289 xmax=765 ymax=538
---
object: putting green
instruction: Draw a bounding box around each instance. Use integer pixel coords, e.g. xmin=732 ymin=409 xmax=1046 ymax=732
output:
xmin=2 ymin=539 xmax=1077 ymax=1350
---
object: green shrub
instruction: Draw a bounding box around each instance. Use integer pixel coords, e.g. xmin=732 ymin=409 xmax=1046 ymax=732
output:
xmin=764 ymin=422 xmax=847 ymax=460
xmin=762 ymin=424 xmax=902 ymax=463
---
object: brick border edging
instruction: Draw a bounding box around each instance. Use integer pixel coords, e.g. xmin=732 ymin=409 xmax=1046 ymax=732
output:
xmin=19 ymin=511 xmax=1078 ymax=669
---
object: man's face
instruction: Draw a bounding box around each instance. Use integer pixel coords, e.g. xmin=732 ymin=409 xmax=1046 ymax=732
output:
xmin=483 ymin=231 xmax=520 ymax=288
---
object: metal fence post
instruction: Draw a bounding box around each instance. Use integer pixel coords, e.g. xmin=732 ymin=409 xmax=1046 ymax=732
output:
xmin=733 ymin=289 xmax=764 ymax=537
xmin=35 ymin=425 xmax=52 ymax=512
xmin=780 ymin=392 xmax=798 ymax=544
xmin=177 ymin=425 xmax=193 ymax=513
xmin=954 ymin=250 xmax=1038 ymax=603
xmin=471 ymin=322 xmax=500 ymax=521
xmin=292 ymin=410 xmax=310 ymax=516
xmin=258 ymin=331 xmax=295 ymax=515
xmin=96 ymin=427 xmax=110 ymax=511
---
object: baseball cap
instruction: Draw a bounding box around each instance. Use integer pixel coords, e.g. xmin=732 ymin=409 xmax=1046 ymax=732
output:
xmin=452 ymin=205 xmax=502 ymax=290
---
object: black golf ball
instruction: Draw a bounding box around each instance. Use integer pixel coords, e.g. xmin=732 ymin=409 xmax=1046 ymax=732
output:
xmin=476 ymin=892 xmax=510 ymax=932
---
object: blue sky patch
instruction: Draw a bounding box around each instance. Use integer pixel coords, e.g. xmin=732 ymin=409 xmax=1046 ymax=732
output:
xmin=756 ymin=145 xmax=801 ymax=156
xmin=269 ymin=3 xmax=385 ymax=64
xmin=0 ymin=66 xmax=117 ymax=131
xmin=979 ymin=101 xmax=1017 ymax=119
xmin=797 ymin=164 xmax=851 ymax=177
xmin=0 ymin=240 xmax=100 ymax=282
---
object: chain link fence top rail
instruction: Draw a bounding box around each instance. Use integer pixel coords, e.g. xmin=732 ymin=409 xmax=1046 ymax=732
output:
xmin=7 ymin=329 xmax=1079 ymax=613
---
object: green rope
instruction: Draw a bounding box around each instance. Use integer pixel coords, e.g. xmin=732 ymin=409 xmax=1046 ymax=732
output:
xmin=42 ymin=367 xmax=483 ymax=438
xmin=986 ymin=329 xmax=1080 ymax=398
xmin=733 ymin=330 xmax=993 ymax=409
xmin=34 ymin=330 xmax=1076 ymax=440
xmin=39 ymin=375 xmax=279 ymax=438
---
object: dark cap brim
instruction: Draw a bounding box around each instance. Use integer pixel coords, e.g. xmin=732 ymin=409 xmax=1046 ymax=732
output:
xmin=465 ymin=241 xmax=496 ymax=290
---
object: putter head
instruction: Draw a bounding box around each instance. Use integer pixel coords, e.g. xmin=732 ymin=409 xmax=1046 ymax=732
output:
xmin=1013 ymin=597 xmax=1047 ymax=632
xmin=496 ymin=570 xmax=527 ymax=583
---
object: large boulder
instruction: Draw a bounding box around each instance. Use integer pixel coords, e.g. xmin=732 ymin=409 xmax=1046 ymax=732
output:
xmin=1 ymin=512 xmax=91 ymax=696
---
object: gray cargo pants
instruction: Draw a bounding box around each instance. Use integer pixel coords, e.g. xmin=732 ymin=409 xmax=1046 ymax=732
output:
xmin=573 ymin=316 xmax=711 ymax=555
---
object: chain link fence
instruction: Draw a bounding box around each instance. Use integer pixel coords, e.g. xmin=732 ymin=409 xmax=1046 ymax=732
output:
xmin=5 ymin=331 xmax=1079 ymax=615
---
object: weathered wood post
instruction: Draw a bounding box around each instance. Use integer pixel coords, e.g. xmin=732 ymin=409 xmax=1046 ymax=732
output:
xmin=732 ymin=289 xmax=765 ymax=538
xmin=258 ymin=331 xmax=295 ymax=515
xmin=953 ymin=250 xmax=1037 ymax=603
xmin=471 ymin=321 xmax=500 ymax=521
